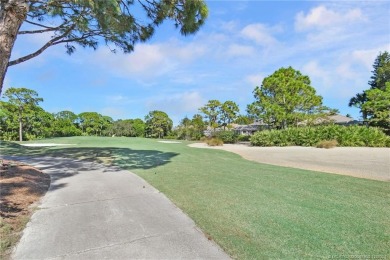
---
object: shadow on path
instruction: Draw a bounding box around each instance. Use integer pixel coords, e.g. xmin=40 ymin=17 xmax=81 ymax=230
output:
xmin=1 ymin=142 xmax=179 ymax=195
xmin=1 ymin=140 xmax=179 ymax=171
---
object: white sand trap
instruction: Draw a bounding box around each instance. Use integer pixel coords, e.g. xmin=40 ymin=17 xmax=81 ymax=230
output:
xmin=21 ymin=143 xmax=76 ymax=147
xmin=158 ymin=141 xmax=182 ymax=144
xmin=189 ymin=143 xmax=390 ymax=181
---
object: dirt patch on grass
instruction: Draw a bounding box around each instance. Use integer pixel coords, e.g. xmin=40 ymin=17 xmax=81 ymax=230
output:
xmin=0 ymin=160 xmax=50 ymax=259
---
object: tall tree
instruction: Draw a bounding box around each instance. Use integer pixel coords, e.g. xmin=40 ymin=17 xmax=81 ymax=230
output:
xmin=349 ymin=51 xmax=390 ymax=120
xmin=55 ymin=110 xmax=78 ymax=122
xmin=145 ymin=110 xmax=172 ymax=138
xmin=0 ymin=100 xmax=19 ymax=140
xmin=28 ymin=106 xmax=54 ymax=139
xmin=199 ymin=99 xmax=221 ymax=129
xmin=174 ymin=116 xmax=191 ymax=140
xmin=234 ymin=115 xmax=254 ymax=125
xmin=2 ymin=87 xmax=43 ymax=141
xmin=0 ymin=0 xmax=208 ymax=94
xmin=361 ymin=83 xmax=390 ymax=132
xmin=107 ymin=118 xmax=145 ymax=137
xmin=108 ymin=119 xmax=135 ymax=137
xmin=249 ymin=67 xmax=323 ymax=129
xmin=52 ymin=110 xmax=81 ymax=136
xmin=190 ymin=114 xmax=205 ymax=139
xmin=131 ymin=118 xmax=146 ymax=137
xmin=219 ymin=100 xmax=239 ymax=129
xmin=78 ymin=112 xmax=111 ymax=135
xmin=174 ymin=114 xmax=205 ymax=140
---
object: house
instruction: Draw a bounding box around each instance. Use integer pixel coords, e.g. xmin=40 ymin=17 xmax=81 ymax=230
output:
xmin=233 ymin=120 xmax=269 ymax=136
xmin=233 ymin=115 xmax=361 ymax=136
xmin=326 ymin=114 xmax=360 ymax=125
xmin=298 ymin=114 xmax=361 ymax=126
xmin=297 ymin=115 xmax=362 ymax=126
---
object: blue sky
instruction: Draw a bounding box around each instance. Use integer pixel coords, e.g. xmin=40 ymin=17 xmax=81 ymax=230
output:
xmin=4 ymin=1 xmax=390 ymax=125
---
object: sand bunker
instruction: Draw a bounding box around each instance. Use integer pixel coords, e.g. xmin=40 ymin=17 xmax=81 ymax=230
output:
xmin=20 ymin=143 xmax=76 ymax=147
xmin=189 ymin=143 xmax=390 ymax=181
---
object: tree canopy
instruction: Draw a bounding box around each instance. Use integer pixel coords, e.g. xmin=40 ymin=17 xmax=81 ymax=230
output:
xmin=2 ymin=87 xmax=43 ymax=141
xmin=361 ymin=83 xmax=390 ymax=132
xmin=0 ymin=0 xmax=208 ymax=94
xmin=145 ymin=110 xmax=172 ymax=138
xmin=173 ymin=114 xmax=205 ymax=140
xmin=249 ymin=66 xmax=323 ymax=129
xmin=220 ymin=101 xmax=239 ymax=129
xmin=349 ymin=51 xmax=390 ymax=126
xmin=199 ymin=99 xmax=221 ymax=129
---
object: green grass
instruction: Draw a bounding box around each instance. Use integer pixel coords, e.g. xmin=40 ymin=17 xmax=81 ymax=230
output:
xmin=1 ymin=137 xmax=389 ymax=259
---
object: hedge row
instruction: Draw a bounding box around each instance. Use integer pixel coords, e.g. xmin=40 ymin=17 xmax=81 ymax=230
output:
xmin=250 ymin=125 xmax=390 ymax=147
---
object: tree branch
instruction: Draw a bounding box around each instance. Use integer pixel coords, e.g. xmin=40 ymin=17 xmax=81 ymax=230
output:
xmin=24 ymin=19 xmax=57 ymax=29
xmin=8 ymin=24 xmax=76 ymax=66
xmin=18 ymin=27 xmax=58 ymax=34
xmin=19 ymin=21 xmax=68 ymax=34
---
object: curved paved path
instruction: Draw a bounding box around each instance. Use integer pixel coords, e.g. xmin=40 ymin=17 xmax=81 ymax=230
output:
xmin=189 ymin=144 xmax=390 ymax=181
xmin=2 ymin=156 xmax=229 ymax=260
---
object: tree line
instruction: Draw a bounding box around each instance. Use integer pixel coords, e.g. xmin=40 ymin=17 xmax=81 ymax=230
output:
xmin=1 ymin=51 xmax=388 ymax=141
xmin=0 ymin=89 xmax=175 ymax=141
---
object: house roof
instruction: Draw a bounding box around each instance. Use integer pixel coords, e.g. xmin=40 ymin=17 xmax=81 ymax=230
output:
xmin=234 ymin=125 xmax=259 ymax=131
xmin=327 ymin=114 xmax=354 ymax=124
xmin=297 ymin=114 xmax=356 ymax=126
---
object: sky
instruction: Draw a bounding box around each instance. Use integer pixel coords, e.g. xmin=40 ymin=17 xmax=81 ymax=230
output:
xmin=4 ymin=0 xmax=390 ymax=126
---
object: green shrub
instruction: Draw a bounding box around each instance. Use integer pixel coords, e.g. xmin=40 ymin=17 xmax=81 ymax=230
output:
xmin=251 ymin=125 xmax=390 ymax=147
xmin=316 ymin=140 xmax=338 ymax=149
xmin=237 ymin=135 xmax=251 ymax=142
xmin=214 ymin=131 xmax=238 ymax=144
xmin=206 ymin=138 xmax=224 ymax=146
xmin=164 ymin=133 xmax=178 ymax=140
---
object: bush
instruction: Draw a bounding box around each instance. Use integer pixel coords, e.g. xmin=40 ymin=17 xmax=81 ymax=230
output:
xmin=206 ymin=138 xmax=223 ymax=146
xmin=238 ymin=135 xmax=251 ymax=142
xmin=164 ymin=133 xmax=178 ymax=140
xmin=316 ymin=140 xmax=338 ymax=149
xmin=251 ymin=125 xmax=390 ymax=147
xmin=214 ymin=131 xmax=238 ymax=144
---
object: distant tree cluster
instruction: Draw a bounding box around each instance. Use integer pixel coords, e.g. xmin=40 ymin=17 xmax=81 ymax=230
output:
xmin=0 ymin=88 xmax=168 ymax=141
xmin=171 ymin=114 xmax=205 ymax=140
xmin=199 ymin=100 xmax=240 ymax=130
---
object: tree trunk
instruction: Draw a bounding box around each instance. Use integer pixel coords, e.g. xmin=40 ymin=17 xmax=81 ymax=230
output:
xmin=0 ymin=0 xmax=28 ymax=95
xmin=19 ymin=117 xmax=23 ymax=141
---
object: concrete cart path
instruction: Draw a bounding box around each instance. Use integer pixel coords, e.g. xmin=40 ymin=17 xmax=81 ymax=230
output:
xmin=2 ymin=156 xmax=229 ymax=260
xmin=189 ymin=144 xmax=390 ymax=182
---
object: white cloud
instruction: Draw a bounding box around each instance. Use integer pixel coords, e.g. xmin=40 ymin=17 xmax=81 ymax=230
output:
xmin=352 ymin=47 xmax=388 ymax=69
xmin=302 ymin=61 xmax=329 ymax=81
xmin=146 ymin=91 xmax=205 ymax=115
xmin=220 ymin=20 xmax=240 ymax=32
xmin=106 ymin=95 xmax=129 ymax=103
xmin=336 ymin=63 xmax=359 ymax=80
xmin=114 ymin=44 xmax=169 ymax=75
xmin=245 ymin=74 xmax=263 ymax=87
xmin=100 ymin=107 xmax=126 ymax=119
xmin=92 ymin=40 xmax=206 ymax=81
xmin=226 ymin=44 xmax=255 ymax=57
xmin=295 ymin=5 xmax=365 ymax=31
xmin=241 ymin=23 xmax=279 ymax=47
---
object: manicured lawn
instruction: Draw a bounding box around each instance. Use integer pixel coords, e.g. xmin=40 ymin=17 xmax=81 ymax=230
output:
xmin=1 ymin=137 xmax=389 ymax=259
